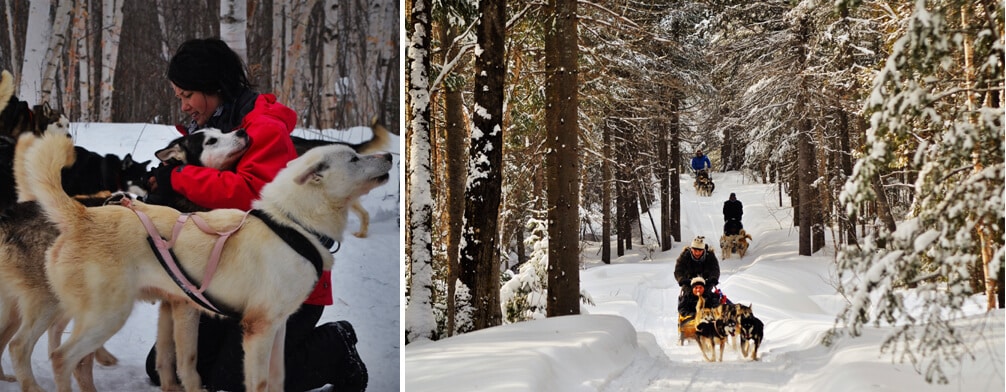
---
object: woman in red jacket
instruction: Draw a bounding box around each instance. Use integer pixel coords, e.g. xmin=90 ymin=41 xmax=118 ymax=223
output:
xmin=145 ymin=38 xmax=367 ymax=392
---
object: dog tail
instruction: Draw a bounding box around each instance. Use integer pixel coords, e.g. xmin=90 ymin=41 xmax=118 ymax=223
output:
xmin=0 ymin=70 xmax=14 ymax=111
xmin=23 ymin=127 xmax=83 ymax=230
xmin=13 ymin=133 xmax=38 ymax=202
xmin=356 ymin=116 xmax=391 ymax=154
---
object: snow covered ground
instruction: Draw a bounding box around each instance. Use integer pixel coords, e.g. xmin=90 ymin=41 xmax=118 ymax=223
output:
xmin=0 ymin=123 xmax=401 ymax=391
xmin=405 ymin=171 xmax=1005 ymax=391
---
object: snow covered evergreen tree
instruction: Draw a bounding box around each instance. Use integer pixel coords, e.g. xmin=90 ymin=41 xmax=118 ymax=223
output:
xmin=833 ymin=0 xmax=1004 ymax=383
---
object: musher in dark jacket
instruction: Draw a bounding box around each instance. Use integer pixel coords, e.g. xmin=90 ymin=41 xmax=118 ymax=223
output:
xmin=723 ymin=193 xmax=744 ymax=235
xmin=674 ymin=236 xmax=721 ymax=294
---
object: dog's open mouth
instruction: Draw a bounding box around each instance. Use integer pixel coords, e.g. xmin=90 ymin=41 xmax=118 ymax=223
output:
xmin=373 ymin=173 xmax=390 ymax=184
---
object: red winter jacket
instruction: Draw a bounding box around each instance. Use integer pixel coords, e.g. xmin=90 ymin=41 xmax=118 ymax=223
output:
xmin=168 ymin=93 xmax=333 ymax=306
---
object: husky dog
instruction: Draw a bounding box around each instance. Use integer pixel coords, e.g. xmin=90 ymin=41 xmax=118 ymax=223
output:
xmin=694 ymin=173 xmax=715 ymax=197
xmin=22 ymin=127 xmax=391 ymax=392
xmin=0 ymin=70 xmax=139 ymax=391
xmin=693 ymin=295 xmax=727 ymax=362
xmin=737 ymin=304 xmax=764 ymax=360
xmin=721 ymin=229 xmax=753 ymax=259
xmin=0 ymin=122 xmax=119 ymax=392
xmin=733 ymin=229 xmax=752 ymax=258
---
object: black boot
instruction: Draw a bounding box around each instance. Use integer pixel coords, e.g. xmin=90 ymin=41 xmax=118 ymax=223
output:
xmin=284 ymin=320 xmax=368 ymax=392
xmin=327 ymin=321 xmax=368 ymax=392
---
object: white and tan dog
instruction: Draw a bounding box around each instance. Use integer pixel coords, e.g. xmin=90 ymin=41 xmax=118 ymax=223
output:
xmin=23 ymin=128 xmax=392 ymax=392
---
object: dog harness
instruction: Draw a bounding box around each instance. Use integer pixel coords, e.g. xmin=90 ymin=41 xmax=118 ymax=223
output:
xmin=248 ymin=209 xmax=325 ymax=277
xmin=117 ymin=197 xmax=328 ymax=317
xmin=120 ymin=197 xmax=246 ymax=318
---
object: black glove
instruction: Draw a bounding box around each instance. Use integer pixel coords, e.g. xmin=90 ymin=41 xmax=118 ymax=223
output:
xmin=146 ymin=160 xmax=184 ymax=205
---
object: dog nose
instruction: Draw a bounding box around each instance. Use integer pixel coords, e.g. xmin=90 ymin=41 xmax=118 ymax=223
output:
xmin=380 ymin=152 xmax=392 ymax=162
xmin=234 ymin=129 xmax=248 ymax=138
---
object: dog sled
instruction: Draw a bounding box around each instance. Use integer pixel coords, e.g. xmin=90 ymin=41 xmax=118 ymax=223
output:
xmin=693 ymin=170 xmax=714 ymax=196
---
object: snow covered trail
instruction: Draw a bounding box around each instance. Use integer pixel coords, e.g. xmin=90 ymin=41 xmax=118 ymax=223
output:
xmin=405 ymin=170 xmax=1004 ymax=392
xmin=583 ymin=172 xmax=814 ymax=390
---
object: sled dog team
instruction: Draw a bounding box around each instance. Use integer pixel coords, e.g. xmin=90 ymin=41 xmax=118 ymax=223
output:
xmin=0 ymin=66 xmax=391 ymax=392
xmin=676 ymin=233 xmax=764 ymax=362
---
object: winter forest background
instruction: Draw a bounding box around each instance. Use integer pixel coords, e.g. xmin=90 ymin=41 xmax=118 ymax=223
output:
xmin=2 ymin=0 xmax=399 ymax=132
xmin=404 ymin=0 xmax=1004 ymax=386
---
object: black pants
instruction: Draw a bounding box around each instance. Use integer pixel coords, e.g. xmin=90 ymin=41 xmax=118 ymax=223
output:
xmin=146 ymin=304 xmax=363 ymax=392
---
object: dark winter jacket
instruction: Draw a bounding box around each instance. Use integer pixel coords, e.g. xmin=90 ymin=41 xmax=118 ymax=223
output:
xmin=723 ymin=199 xmax=743 ymax=222
xmin=690 ymin=154 xmax=711 ymax=171
xmin=674 ymin=247 xmax=720 ymax=288
xmin=677 ymin=290 xmax=722 ymax=317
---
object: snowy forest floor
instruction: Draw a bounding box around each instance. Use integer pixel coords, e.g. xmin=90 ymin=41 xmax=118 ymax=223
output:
xmin=405 ymin=171 xmax=1005 ymax=391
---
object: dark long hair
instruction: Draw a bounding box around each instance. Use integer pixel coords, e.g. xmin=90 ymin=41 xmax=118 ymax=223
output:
xmin=167 ymin=38 xmax=252 ymax=102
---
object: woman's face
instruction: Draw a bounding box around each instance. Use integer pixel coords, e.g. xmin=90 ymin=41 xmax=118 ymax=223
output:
xmin=692 ymin=285 xmax=705 ymax=296
xmin=172 ymin=83 xmax=221 ymax=126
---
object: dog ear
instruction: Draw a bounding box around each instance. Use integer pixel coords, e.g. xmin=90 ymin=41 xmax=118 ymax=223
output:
xmin=155 ymin=143 xmax=185 ymax=164
xmin=294 ymin=160 xmax=329 ymax=185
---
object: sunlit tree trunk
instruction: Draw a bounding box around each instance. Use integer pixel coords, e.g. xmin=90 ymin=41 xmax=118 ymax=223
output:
xmin=545 ymin=0 xmax=579 ymax=317
xmin=404 ymin=0 xmax=436 ymax=343
xmin=669 ymin=94 xmax=681 ymax=243
xmin=601 ymin=120 xmax=612 ymax=263
xmin=458 ymin=0 xmax=504 ymax=331
xmin=440 ymin=22 xmax=468 ymax=336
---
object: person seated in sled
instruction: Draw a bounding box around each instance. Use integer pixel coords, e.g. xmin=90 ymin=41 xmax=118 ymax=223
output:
xmin=723 ymin=193 xmax=744 ymax=235
xmin=677 ymin=277 xmax=722 ymax=324
xmin=691 ymin=149 xmax=712 ymax=179
xmin=674 ymin=236 xmax=720 ymax=297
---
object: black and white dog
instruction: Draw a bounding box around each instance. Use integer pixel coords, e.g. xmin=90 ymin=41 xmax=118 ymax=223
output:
xmin=147 ymin=123 xmax=390 ymax=237
xmin=736 ymin=304 xmax=764 ymax=360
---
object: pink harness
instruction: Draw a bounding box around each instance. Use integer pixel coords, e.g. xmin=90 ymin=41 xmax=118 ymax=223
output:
xmin=119 ymin=198 xmax=249 ymax=316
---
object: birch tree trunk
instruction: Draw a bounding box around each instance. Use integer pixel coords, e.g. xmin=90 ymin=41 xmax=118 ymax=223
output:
xmin=98 ymin=0 xmax=124 ymax=122
xmin=39 ymin=0 xmax=70 ymax=105
xmin=18 ymin=0 xmax=52 ymax=104
xmin=404 ymin=0 xmax=436 ymax=343
xmin=70 ymin=0 xmax=90 ymax=120
xmin=220 ymin=0 xmax=247 ymax=62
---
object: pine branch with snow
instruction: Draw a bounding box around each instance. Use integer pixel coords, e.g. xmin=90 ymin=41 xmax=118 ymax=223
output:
xmin=833 ymin=0 xmax=1004 ymax=384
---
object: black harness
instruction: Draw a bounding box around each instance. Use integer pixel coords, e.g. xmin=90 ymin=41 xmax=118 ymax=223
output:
xmin=249 ymin=209 xmax=326 ymax=278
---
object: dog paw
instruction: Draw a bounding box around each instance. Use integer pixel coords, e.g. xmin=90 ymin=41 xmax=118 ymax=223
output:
xmin=95 ymin=347 xmax=118 ymax=366
xmin=352 ymin=230 xmax=368 ymax=238
xmin=0 ymin=373 xmax=15 ymax=382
